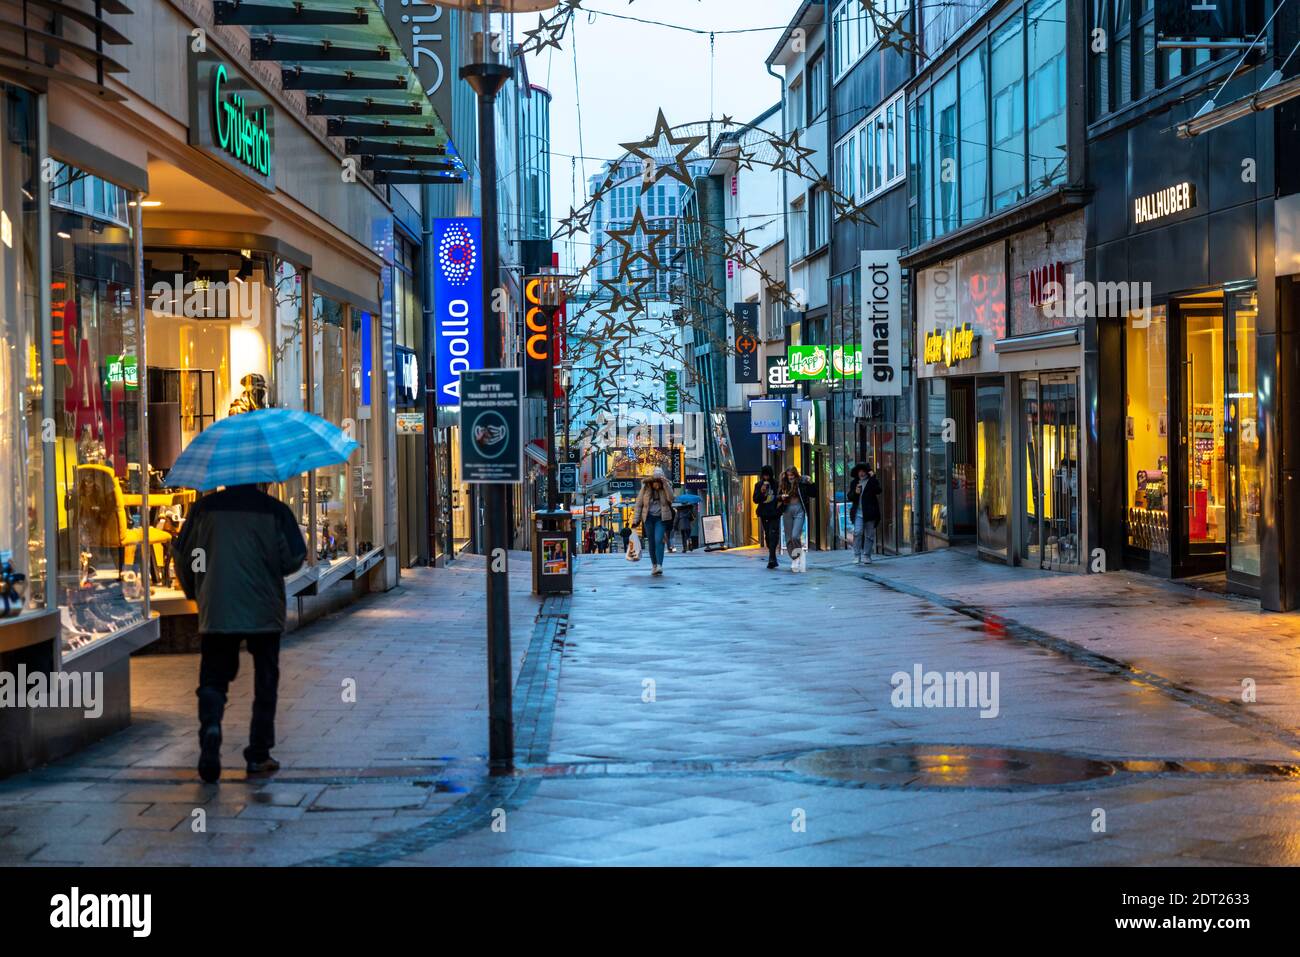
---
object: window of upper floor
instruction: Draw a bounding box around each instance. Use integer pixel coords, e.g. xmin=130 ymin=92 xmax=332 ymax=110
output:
xmin=833 ymin=90 xmax=906 ymax=216
xmin=1089 ymin=0 xmax=1233 ymax=122
xmin=908 ymin=0 xmax=1066 ymax=247
xmin=832 ymin=0 xmax=911 ymax=82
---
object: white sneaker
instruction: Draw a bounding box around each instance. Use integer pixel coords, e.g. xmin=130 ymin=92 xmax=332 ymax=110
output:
xmin=652 ymin=564 xmax=662 ymax=576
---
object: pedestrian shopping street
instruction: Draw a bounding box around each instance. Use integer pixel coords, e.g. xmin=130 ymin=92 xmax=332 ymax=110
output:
xmin=2 ymin=547 xmax=1299 ymax=867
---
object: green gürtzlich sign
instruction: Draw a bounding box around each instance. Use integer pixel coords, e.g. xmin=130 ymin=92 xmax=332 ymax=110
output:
xmin=188 ymin=50 xmax=276 ymax=190
xmin=212 ymin=64 xmax=271 ymax=177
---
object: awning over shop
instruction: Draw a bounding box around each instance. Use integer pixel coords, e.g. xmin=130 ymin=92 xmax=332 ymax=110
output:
xmin=215 ymin=0 xmax=466 ymax=184
xmin=0 ymin=0 xmax=135 ymax=102
xmin=525 ymin=440 xmax=549 ymax=468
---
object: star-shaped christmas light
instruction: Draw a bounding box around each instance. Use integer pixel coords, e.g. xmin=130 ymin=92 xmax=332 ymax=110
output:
xmin=724 ymin=227 xmax=759 ymax=265
xmin=605 ymin=208 xmax=674 ymax=281
xmin=521 ymin=13 xmax=567 ymax=55
xmin=769 ymin=129 xmax=818 ymax=177
xmin=598 ymin=275 xmax=653 ymax=315
xmin=620 ymin=109 xmax=706 ymax=195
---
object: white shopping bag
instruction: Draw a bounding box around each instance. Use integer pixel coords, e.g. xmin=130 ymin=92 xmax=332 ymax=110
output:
xmin=626 ymin=529 xmax=642 ymax=562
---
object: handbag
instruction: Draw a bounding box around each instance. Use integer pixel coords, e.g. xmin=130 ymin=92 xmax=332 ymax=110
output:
xmin=625 ymin=529 xmax=642 ymax=562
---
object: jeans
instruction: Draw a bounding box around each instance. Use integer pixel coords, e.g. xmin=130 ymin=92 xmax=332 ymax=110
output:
xmin=679 ymin=529 xmax=691 ymax=552
xmin=644 ymin=516 xmax=669 ymax=565
xmin=197 ymin=632 xmax=281 ymax=764
xmin=760 ymin=515 xmax=781 ymax=563
xmin=853 ymin=516 xmax=877 ymax=559
xmin=782 ymin=505 xmax=806 ymax=551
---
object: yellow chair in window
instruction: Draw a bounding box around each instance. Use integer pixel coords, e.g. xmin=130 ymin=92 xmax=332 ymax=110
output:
xmin=73 ymin=464 xmax=172 ymax=581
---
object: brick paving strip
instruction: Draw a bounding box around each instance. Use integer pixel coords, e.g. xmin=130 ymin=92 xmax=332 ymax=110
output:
xmin=296 ymin=596 xmax=571 ymax=866
xmin=831 ymin=550 xmax=1300 ymax=754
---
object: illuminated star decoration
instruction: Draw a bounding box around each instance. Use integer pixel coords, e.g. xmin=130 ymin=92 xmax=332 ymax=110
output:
xmin=522 ymin=13 xmax=567 ymax=55
xmin=598 ymin=274 xmax=653 ymax=315
xmin=605 ymin=208 xmax=673 ymax=281
xmin=723 ymin=227 xmax=759 ymax=265
xmin=619 ymin=109 xmax=707 ymax=195
xmin=559 ymin=204 xmax=592 ymax=237
xmin=768 ymin=129 xmax=818 ymax=177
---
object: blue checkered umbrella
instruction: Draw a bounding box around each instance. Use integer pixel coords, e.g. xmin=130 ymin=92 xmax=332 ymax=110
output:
xmin=163 ymin=408 xmax=358 ymax=491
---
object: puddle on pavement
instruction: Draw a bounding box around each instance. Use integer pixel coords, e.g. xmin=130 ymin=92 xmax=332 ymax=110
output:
xmin=786 ymin=744 xmax=1115 ymax=788
xmin=783 ymin=745 xmax=1300 ymax=789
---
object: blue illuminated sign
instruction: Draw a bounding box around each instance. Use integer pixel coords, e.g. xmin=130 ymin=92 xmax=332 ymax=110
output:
xmin=432 ymin=217 xmax=484 ymax=406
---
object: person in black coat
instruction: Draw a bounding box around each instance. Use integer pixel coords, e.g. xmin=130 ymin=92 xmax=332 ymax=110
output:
xmin=849 ymin=462 xmax=883 ymax=564
xmin=175 ymin=484 xmax=307 ymax=783
xmin=753 ymin=465 xmax=783 ymax=569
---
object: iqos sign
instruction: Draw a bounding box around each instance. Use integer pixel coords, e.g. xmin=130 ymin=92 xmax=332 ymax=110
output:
xmin=524 ymin=275 xmax=561 ymax=397
xmin=212 ymin=64 xmax=272 ymax=178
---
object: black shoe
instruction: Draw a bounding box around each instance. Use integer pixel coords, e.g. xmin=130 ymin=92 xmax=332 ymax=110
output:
xmin=767 ymin=560 xmax=777 ymax=569
xmin=198 ymin=725 xmax=222 ymax=783
xmin=246 ymin=756 xmax=281 ymax=775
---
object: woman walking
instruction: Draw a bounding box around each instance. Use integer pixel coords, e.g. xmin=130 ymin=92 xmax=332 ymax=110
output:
xmin=779 ymin=467 xmax=816 ymax=573
xmin=849 ymin=462 xmax=882 ymax=564
xmin=633 ymin=467 xmax=676 ymax=576
xmin=753 ymin=464 xmax=783 ymax=569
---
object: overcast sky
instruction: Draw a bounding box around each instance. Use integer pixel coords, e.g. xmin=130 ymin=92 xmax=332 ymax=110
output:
xmin=518 ymin=0 xmax=798 ymax=271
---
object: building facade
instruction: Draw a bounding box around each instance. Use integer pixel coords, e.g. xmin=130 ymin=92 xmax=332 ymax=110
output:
xmin=0 ymin=0 xmax=466 ymax=774
xmin=1086 ymin=0 xmax=1300 ymax=609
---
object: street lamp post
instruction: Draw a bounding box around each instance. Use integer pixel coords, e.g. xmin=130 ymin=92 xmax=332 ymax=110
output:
xmin=449 ymin=0 xmax=558 ymax=772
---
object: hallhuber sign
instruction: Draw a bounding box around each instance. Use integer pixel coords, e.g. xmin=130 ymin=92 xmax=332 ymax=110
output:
xmin=188 ymin=52 xmax=275 ymax=190
xmin=1133 ymin=182 xmax=1196 ymax=226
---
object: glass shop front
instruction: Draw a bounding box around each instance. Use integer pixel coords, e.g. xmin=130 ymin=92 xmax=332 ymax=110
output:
xmin=915 ymin=222 xmax=1086 ymax=570
xmin=1122 ymin=289 xmax=1261 ymax=594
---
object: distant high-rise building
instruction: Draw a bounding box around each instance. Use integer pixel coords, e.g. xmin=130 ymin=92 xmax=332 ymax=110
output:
xmin=587 ymin=157 xmax=711 ymax=298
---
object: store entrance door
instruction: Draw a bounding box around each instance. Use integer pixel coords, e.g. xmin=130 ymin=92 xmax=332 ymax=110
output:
xmin=1169 ymin=290 xmax=1260 ymax=590
xmin=1020 ymin=372 xmax=1081 ymax=569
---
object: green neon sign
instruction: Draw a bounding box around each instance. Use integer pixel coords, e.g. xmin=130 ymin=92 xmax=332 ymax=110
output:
xmin=212 ymin=63 xmax=272 ymax=177
xmin=786 ymin=344 xmax=862 ymax=380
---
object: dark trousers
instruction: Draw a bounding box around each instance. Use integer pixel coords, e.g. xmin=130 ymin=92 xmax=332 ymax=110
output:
xmin=679 ymin=529 xmax=690 ymax=552
xmin=761 ymin=515 xmax=782 ymax=563
xmin=197 ymin=632 xmax=281 ymax=763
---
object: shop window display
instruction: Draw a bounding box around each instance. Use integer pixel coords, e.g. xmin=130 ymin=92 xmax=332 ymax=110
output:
xmin=50 ymin=165 xmax=145 ymax=653
xmin=0 ymin=83 xmax=43 ymax=619
xmin=924 ymin=380 xmax=948 ymax=538
xmin=1125 ymin=305 xmax=1169 ymax=554
xmin=1227 ymin=292 xmax=1260 ymax=577
xmin=311 ymin=294 xmax=351 ymax=563
xmin=976 ymin=380 xmax=1009 ymax=555
xmin=1184 ymin=304 xmax=1226 ymax=546
xmin=141 ymin=249 xmax=310 ymax=597
xmin=351 ymin=308 xmax=376 ymax=555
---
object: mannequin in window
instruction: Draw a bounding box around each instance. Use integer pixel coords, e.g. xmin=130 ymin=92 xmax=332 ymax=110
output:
xmin=228 ymin=373 xmax=268 ymax=416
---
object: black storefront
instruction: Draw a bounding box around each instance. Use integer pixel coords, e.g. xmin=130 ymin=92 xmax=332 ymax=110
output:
xmin=1086 ymin=5 xmax=1300 ymax=609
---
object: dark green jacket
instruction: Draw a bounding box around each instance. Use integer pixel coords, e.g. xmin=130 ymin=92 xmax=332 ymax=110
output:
xmin=175 ymin=485 xmax=307 ymax=635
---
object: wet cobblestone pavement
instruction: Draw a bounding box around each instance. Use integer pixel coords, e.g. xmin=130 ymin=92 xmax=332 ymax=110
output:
xmin=4 ymin=547 xmax=1300 ymax=866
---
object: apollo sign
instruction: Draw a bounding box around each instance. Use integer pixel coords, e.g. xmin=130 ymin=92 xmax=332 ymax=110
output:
xmin=432 ymin=218 xmax=484 ymax=406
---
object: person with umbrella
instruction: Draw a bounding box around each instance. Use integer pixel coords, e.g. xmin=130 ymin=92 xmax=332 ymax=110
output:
xmin=673 ymin=492 xmax=700 ymax=553
xmin=169 ymin=408 xmax=355 ymax=783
